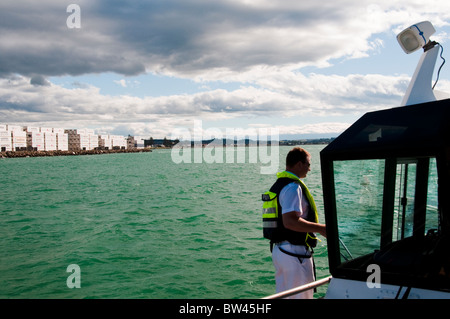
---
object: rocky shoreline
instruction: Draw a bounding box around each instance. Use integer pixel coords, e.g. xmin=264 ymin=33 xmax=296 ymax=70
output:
xmin=0 ymin=148 xmax=153 ymax=158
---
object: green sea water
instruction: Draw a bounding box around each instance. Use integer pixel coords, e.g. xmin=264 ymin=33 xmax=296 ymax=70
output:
xmin=0 ymin=145 xmax=329 ymax=299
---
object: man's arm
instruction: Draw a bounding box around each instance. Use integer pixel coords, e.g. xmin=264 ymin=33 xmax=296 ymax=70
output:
xmin=282 ymin=211 xmax=327 ymax=237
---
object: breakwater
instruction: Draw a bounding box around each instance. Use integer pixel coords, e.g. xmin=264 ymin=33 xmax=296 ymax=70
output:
xmin=0 ymin=148 xmax=152 ymax=158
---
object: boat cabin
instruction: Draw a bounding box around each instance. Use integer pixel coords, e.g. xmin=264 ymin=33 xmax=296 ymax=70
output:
xmin=320 ymin=99 xmax=450 ymax=298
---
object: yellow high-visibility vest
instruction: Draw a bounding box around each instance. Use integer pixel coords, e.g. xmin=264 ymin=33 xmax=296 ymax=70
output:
xmin=262 ymin=171 xmax=318 ymax=247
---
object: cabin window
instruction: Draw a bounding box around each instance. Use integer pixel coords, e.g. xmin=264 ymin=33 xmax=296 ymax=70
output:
xmin=394 ymin=158 xmax=439 ymax=241
xmin=424 ymin=158 xmax=439 ymax=232
xmin=333 ymin=159 xmax=385 ymax=261
xmin=333 ymin=157 xmax=439 ymax=265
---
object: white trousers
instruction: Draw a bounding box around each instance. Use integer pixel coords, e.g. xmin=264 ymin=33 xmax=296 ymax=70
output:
xmin=272 ymin=242 xmax=315 ymax=299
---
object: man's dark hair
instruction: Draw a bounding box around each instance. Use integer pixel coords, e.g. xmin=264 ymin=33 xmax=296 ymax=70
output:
xmin=286 ymin=147 xmax=310 ymax=167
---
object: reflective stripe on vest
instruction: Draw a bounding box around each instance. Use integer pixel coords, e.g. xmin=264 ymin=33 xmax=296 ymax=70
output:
xmin=262 ymin=191 xmax=279 ymax=235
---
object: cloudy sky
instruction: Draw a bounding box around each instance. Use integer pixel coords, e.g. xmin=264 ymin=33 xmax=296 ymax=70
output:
xmin=1 ymin=0 xmax=450 ymax=139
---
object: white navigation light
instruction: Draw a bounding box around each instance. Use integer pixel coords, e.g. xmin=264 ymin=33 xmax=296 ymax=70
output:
xmin=397 ymin=21 xmax=436 ymax=54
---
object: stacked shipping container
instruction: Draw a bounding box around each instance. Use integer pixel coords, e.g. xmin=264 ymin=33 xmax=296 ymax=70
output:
xmin=111 ymin=135 xmax=127 ymax=149
xmin=0 ymin=125 xmax=25 ymax=151
xmin=1 ymin=125 xmax=70 ymax=152
xmin=89 ymin=134 xmax=99 ymax=150
xmin=1 ymin=124 xmax=131 ymax=153
xmin=0 ymin=127 xmax=12 ymax=152
xmin=53 ymin=128 xmax=68 ymax=151
xmin=12 ymin=130 xmax=27 ymax=151
xmin=99 ymin=135 xmax=111 ymax=149
xmin=79 ymin=130 xmax=90 ymax=150
xmin=27 ymin=132 xmax=45 ymax=151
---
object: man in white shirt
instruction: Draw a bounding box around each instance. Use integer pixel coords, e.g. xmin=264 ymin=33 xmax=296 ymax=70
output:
xmin=270 ymin=147 xmax=326 ymax=299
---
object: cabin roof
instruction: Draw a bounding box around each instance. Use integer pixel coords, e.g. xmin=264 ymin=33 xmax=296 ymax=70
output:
xmin=321 ymin=98 xmax=450 ymax=160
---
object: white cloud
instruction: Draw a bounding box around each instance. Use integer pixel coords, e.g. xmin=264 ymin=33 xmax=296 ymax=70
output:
xmin=114 ymin=79 xmax=127 ymax=88
xmin=1 ymin=1 xmax=450 ymax=138
xmin=0 ymin=70 xmax=407 ymax=137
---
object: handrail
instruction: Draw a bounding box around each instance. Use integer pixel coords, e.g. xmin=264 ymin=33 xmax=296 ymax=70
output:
xmin=262 ymin=275 xmax=332 ymax=299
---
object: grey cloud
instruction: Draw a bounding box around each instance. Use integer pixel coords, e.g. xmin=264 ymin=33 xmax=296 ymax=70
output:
xmin=30 ymin=75 xmax=51 ymax=86
xmin=0 ymin=0 xmax=379 ymax=79
xmin=0 ymin=1 xmax=146 ymax=77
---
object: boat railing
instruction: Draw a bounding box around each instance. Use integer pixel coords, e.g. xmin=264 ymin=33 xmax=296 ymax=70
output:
xmin=262 ymin=275 xmax=332 ymax=299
